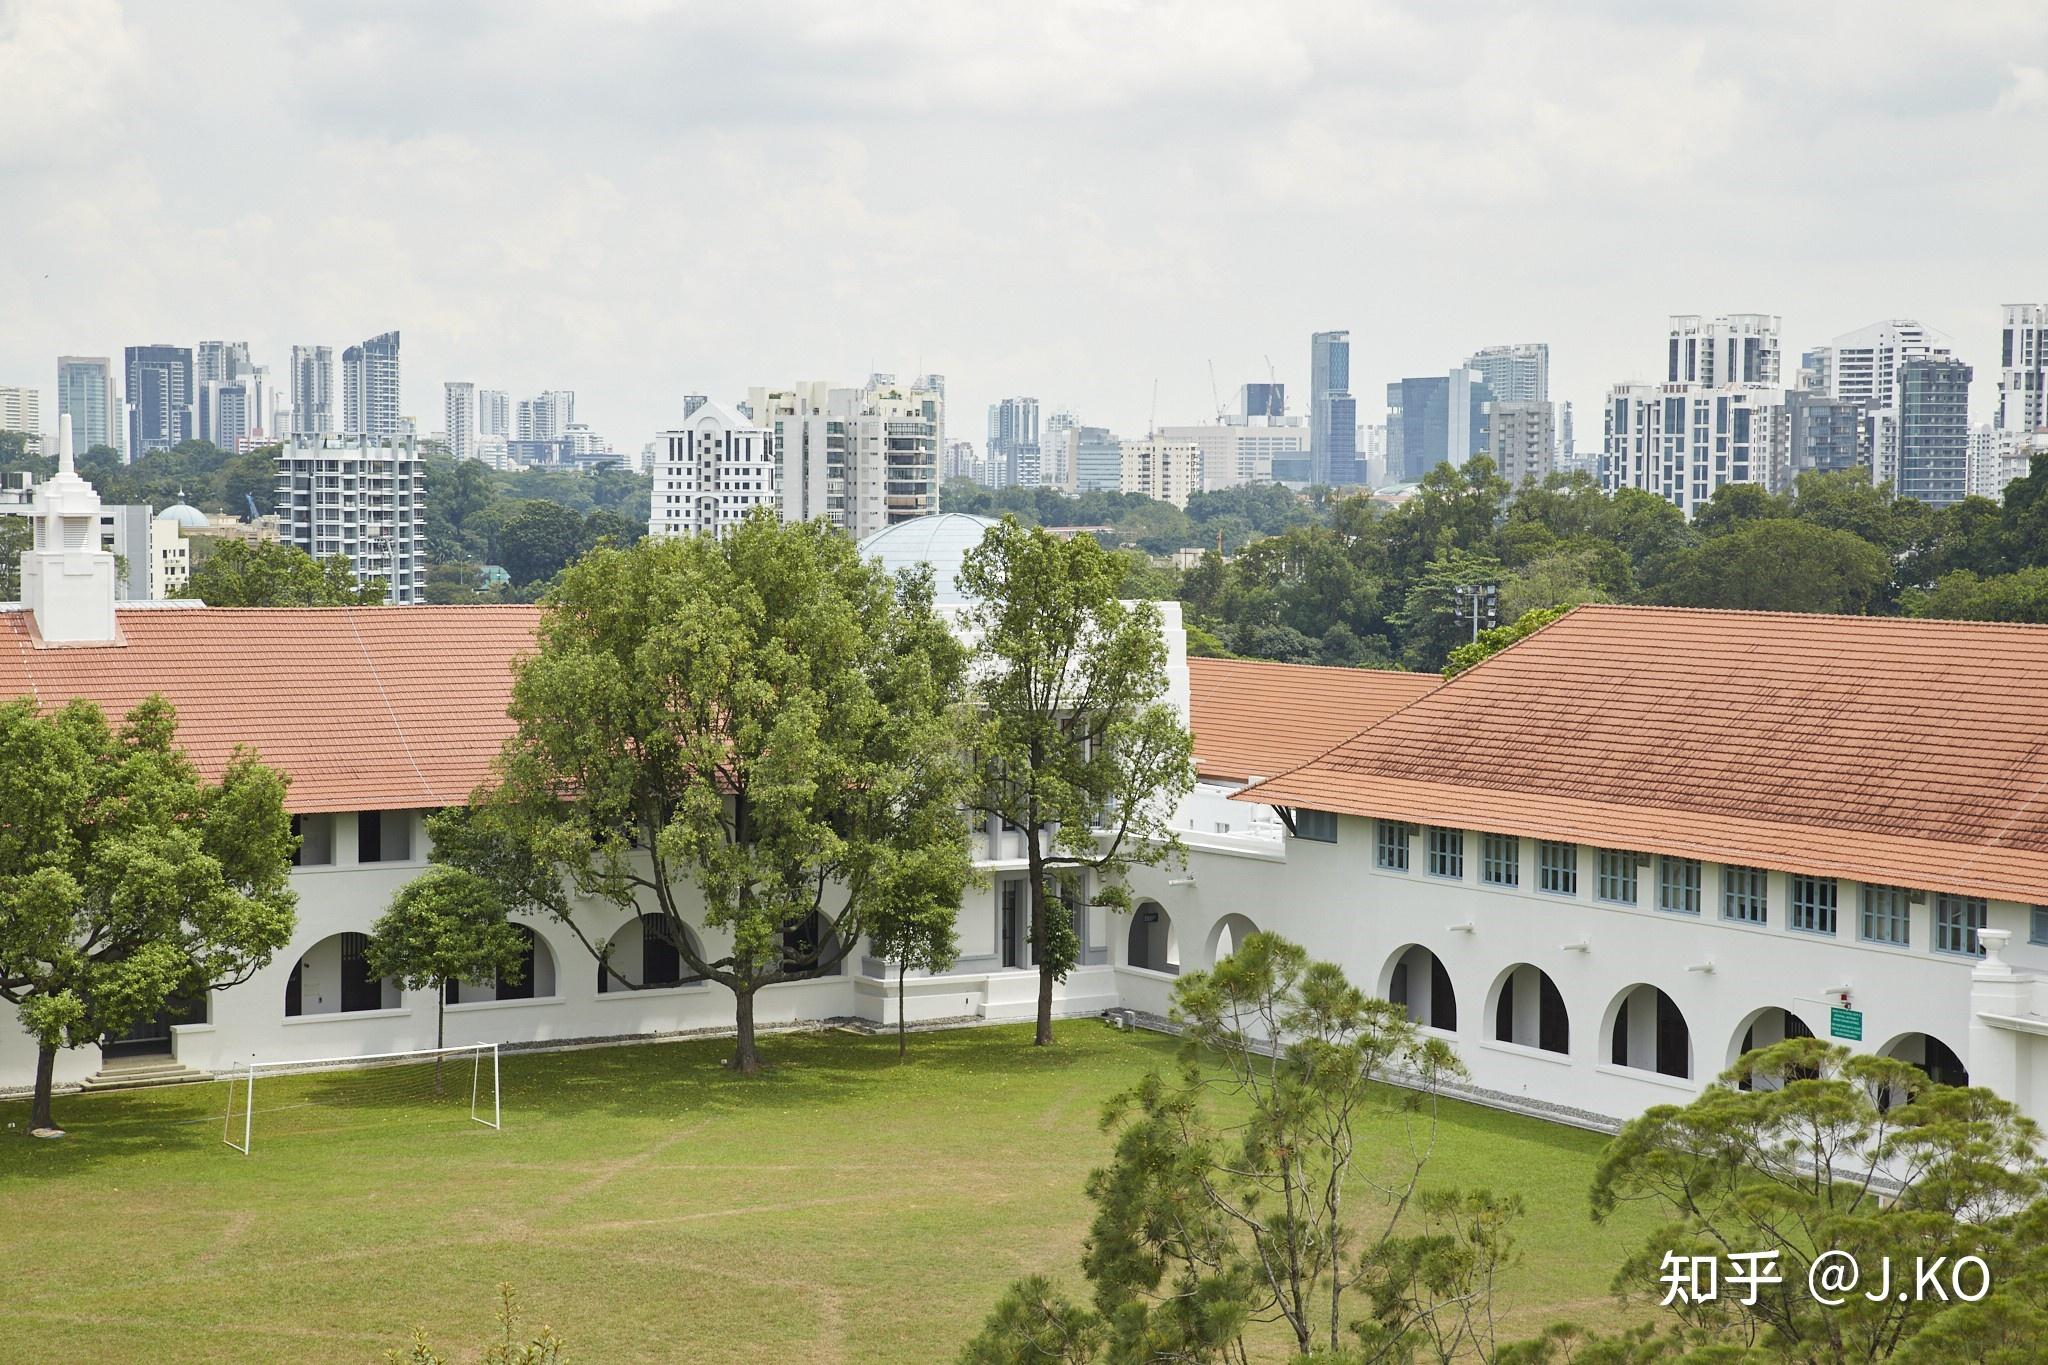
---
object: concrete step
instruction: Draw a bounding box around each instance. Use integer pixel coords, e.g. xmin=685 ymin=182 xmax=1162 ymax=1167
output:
xmin=77 ymin=1062 xmax=211 ymax=1092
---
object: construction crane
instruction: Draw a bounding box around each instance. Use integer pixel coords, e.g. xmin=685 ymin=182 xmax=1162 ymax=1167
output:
xmin=1208 ymin=359 xmax=1225 ymax=422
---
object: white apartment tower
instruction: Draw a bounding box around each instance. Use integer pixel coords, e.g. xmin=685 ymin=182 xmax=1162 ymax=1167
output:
xmin=1666 ymin=313 xmax=1781 ymax=387
xmin=1118 ymin=437 xmax=1203 ymax=508
xmin=750 ymin=376 xmax=943 ymax=539
xmin=0 ymin=386 xmax=40 ymax=448
xmin=516 ymin=391 xmax=575 ymax=441
xmin=290 ymin=346 xmax=335 ymax=436
xmin=1602 ymin=314 xmax=1788 ymax=516
xmin=341 ymin=331 xmax=402 ymax=438
xmin=444 ymin=382 xmax=477 ymax=461
xmin=1828 ymin=320 xmax=1951 ymax=413
xmin=273 ymin=435 xmax=424 ymax=603
xmin=1464 ymin=343 xmax=1549 ymax=402
xmin=649 ymin=401 xmax=776 ymax=539
xmin=1999 ymin=304 xmax=2048 ymax=432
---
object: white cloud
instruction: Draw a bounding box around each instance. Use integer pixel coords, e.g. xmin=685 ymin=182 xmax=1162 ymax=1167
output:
xmin=0 ymin=0 xmax=2043 ymax=451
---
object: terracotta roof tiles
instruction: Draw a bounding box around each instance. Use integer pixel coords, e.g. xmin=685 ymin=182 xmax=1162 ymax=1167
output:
xmin=1187 ymin=656 xmax=1439 ymax=783
xmin=1240 ymin=605 xmax=2048 ymax=904
xmin=0 ymin=605 xmax=541 ymax=814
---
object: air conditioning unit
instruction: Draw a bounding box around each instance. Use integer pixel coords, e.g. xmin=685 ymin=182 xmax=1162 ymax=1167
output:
xmin=1907 ymin=889 xmax=1928 ymax=905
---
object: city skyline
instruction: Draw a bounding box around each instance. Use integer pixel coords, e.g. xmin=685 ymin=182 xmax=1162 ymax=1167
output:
xmin=3 ymin=2 xmax=2043 ymax=452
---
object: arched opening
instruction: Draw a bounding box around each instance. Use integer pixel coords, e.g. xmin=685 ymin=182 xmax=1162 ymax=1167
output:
xmin=1878 ymin=1032 xmax=1969 ymax=1090
xmin=780 ymin=910 xmax=845 ymax=977
xmin=1606 ymin=983 xmax=1690 ymax=1079
xmin=598 ymin=914 xmax=705 ymax=992
xmin=1384 ymin=944 xmax=1457 ymax=1033
xmin=283 ymin=932 xmax=401 ymax=1017
xmin=445 ymin=923 xmax=559 ymax=1005
xmin=1489 ymin=963 xmax=1568 ymax=1054
xmin=1728 ymin=1007 xmax=1815 ymax=1089
xmin=1127 ymin=901 xmax=1180 ymax=974
xmin=1206 ymin=913 xmax=1260 ymax=967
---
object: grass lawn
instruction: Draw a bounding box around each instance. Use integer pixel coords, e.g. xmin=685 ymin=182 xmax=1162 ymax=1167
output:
xmin=0 ymin=1023 xmax=1657 ymax=1362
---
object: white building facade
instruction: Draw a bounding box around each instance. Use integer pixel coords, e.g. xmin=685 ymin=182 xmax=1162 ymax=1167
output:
xmin=273 ymin=435 xmax=424 ymax=603
xmin=649 ymin=401 xmax=777 ymax=539
xmin=1118 ymin=437 xmax=1203 ymax=507
xmin=1999 ymin=303 xmax=2047 ymax=433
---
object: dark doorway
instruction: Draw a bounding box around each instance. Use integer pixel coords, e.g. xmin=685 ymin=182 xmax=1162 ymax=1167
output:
xmin=339 ymin=932 xmax=382 ymax=1011
xmin=102 ymin=996 xmax=205 ymax=1059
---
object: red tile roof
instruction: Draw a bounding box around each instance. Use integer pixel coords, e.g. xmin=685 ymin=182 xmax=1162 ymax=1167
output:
xmin=0 ymin=605 xmax=541 ymax=814
xmin=1187 ymin=656 xmax=1439 ymax=783
xmin=1240 ymin=605 xmax=2048 ymax=904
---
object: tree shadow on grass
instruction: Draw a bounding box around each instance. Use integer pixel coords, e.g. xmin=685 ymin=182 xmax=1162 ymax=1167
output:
xmin=0 ymin=1021 xmax=1169 ymax=1178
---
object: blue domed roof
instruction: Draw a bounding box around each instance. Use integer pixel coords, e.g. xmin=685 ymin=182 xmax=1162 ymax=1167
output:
xmin=157 ymin=502 xmax=209 ymax=531
xmin=857 ymin=513 xmax=1000 ymax=605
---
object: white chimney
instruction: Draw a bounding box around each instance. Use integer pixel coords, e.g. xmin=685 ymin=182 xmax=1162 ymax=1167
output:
xmin=19 ymin=414 xmax=119 ymax=644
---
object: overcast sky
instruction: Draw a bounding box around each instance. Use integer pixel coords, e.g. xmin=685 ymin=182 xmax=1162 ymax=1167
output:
xmin=4 ymin=0 xmax=2044 ymax=453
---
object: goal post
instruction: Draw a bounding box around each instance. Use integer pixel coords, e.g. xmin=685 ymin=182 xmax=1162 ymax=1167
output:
xmin=221 ymin=1042 xmax=501 ymax=1155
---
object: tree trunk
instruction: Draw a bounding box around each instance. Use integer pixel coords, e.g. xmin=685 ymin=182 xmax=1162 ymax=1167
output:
xmin=433 ymin=985 xmax=446 ymax=1098
xmin=30 ymin=1044 xmax=58 ymax=1134
xmin=732 ymin=988 xmax=763 ymax=1074
xmin=898 ymin=958 xmax=908 ymax=1060
xmin=1029 ymin=844 xmax=1053 ymax=1046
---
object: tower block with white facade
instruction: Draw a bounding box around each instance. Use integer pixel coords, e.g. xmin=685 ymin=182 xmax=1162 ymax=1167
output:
xmin=19 ymin=416 xmax=118 ymax=645
xmin=650 ymin=401 xmax=777 ymax=539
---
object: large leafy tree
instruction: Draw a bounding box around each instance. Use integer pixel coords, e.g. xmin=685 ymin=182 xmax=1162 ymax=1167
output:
xmin=959 ymin=520 xmax=1196 ymax=1047
xmin=176 ymin=539 xmax=384 ymax=606
xmin=366 ymin=866 xmax=528 ymax=1089
xmin=0 ymin=696 xmax=296 ymax=1134
xmin=1654 ymin=519 xmax=1890 ymax=614
xmin=468 ymin=512 xmax=973 ymax=1073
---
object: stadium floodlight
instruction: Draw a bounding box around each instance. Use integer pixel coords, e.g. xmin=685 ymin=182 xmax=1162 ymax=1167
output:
xmin=222 ymin=1042 xmax=501 ymax=1155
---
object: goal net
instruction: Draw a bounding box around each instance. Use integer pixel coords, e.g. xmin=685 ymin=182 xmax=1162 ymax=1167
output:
xmin=222 ymin=1043 xmax=501 ymax=1155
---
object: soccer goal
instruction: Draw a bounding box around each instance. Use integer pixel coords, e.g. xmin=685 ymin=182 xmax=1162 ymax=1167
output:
xmin=222 ymin=1042 xmax=501 ymax=1155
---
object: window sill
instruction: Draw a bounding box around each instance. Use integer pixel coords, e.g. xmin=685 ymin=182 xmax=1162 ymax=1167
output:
xmin=445 ymin=995 xmax=566 ymax=1014
xmin=283 ymin=1006 xmax=411 ymax=1025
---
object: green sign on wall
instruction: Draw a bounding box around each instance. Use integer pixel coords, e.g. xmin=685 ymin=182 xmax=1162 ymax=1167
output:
xmin=1830 ymin=1007 xmax=1863 ymax=1042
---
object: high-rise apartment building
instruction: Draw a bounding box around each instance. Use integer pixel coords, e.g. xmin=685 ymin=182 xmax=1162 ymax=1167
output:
xmin=341 ymin=331 xmax=402 ymax=438
xmin=443 ymin=382 xmax=477 ymax=461
xmin=0 ymin=386 xmax=39 ymax=448
xmin=1798 ymin=348 xmax=1832 ymax=394
xmin=987 ymin=397 xmax=1041 ymax=488
xmin=1309 ymin=330 xmax=1360 ymax=485
xmin=1464 ymin=343 xmax=1549 ymax=403
xmin=123 ymin=344 xmax=195 ymax=459
xmin=1118 ymin=437 xmax=1203 ymax=508
xmin=274 ymin=435 xmax=423 ymax=603
xmin=479 ymin=388 xmax=510 ymax=437
xmin=750 ymin=375 xmax=943 ymax=538
xmin=1603 ymin=381 xmax=1788 ymax=516
xmin=1604 ymin=314 xmax=1790 ymax=516
xmin=1488 ymin=399 xmax=1555 ymax=487
xmin=942 ymin=439 xmax=987 ymax=484
xmin=1786 ymin=391 xmax=1865 ymax=479
xmin=1387 ymin=369 xmax=1493 ymax=483
xmin=290 ymin=346 xmax=335 ymax=437
xmin=516 ymin=390 xmax=576 ymax=441
xmin=192 ymin=340 xmax=266 ymax=452
xmin=649 ymin=401 xmax=776 ymax=540
xmin=1040 ymin=409 xmax=1078 ymax=490
xmin=56 ymin=357 xmax=121 ymax=457
xmin=1828 ymin=320 xmax=1950 ymax=414
xmin=195 ymin=340 xmax=251 ymax=385
xmin=1888 ymin=357 xmax=1972 ymax=507
xmin=1998 ymin=304 xmax=2047 ymax=432
xmin=1667 ymin=313 xmax=1781 ymax=387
